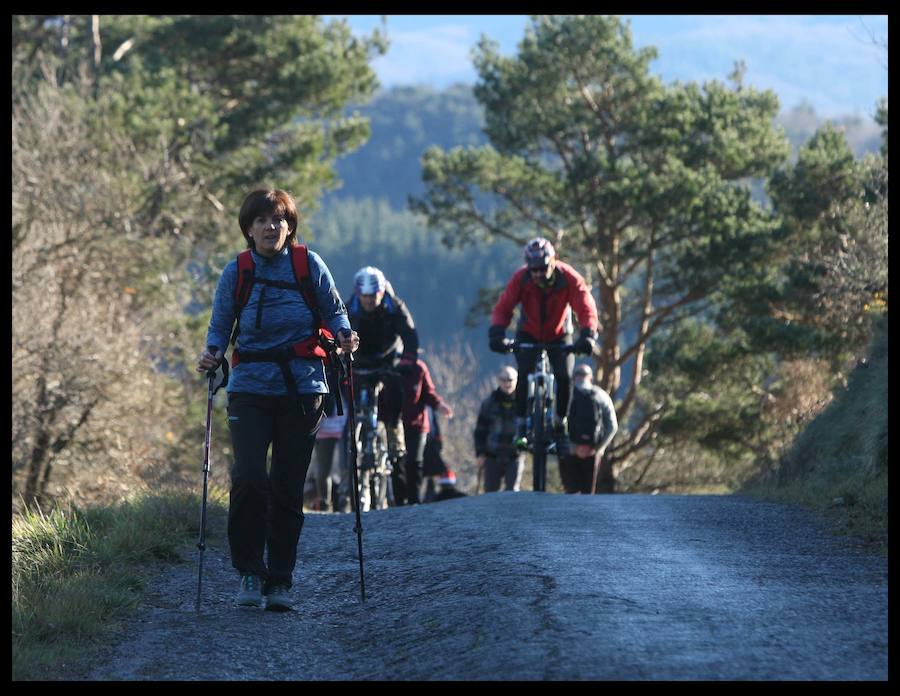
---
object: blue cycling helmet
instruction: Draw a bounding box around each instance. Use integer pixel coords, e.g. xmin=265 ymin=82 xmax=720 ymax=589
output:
xmin=524 ymin=237 xmax=556 ymax=269
xmin=354 ymin=266 xmax=387 ymax=295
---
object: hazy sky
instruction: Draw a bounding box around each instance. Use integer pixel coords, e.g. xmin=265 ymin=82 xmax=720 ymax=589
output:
xmin=329 ymin=15 xmax=888 ymax=119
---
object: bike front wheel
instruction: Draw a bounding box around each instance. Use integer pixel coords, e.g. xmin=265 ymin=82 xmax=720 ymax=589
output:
xmin=371 ymin=421 xmax=392 ymax=510
xmin=532 ymin=381 xmax=547 ymax=492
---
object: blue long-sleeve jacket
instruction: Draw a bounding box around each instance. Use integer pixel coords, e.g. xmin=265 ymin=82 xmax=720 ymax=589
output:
xmin=205 ymin=246 xmax=351 ymax=396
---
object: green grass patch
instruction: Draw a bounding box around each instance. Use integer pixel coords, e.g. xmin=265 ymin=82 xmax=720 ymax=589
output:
xmin=742 ymin=316 xmax=888 ymax=554
xmin=12 ymin=487 xmax=228 ymax=681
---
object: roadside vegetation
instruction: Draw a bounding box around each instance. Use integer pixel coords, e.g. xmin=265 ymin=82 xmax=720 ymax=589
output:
xmin=11 ymin=489 xmax=228 ymax=680
xmin=742 ymin=316 xmax=888 ymax=554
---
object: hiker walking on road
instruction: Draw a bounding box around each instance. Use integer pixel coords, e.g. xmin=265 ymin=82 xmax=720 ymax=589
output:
xmin=474 ymin=366 xmax=525 ymax=492
xmin=560 ymin=364 xmax=617 ymax=494
xmin=197 ymin=188 xmax=358 ymax=611
xmin=395 ymin=357 xmax=454 ymax=505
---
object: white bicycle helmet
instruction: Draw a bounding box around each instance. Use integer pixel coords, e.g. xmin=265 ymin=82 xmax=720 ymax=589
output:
xmin=354 ymin=266 xmax=387 ymax=295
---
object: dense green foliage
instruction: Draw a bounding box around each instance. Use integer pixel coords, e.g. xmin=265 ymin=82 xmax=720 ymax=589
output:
xmin=14 ymin=15 xmax=386 ymax=221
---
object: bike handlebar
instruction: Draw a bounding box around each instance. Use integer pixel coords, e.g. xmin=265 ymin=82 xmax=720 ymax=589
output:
xmin=510 ymin=341 xmax=577 ymax=355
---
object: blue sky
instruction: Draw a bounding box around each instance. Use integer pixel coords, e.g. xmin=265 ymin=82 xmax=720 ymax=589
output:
xmin=329 ymin=15 xmax=888 ymax=120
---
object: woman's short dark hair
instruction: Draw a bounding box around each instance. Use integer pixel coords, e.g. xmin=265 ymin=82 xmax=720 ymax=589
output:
xmin=238 ymin=189 xmax=300 ymax=248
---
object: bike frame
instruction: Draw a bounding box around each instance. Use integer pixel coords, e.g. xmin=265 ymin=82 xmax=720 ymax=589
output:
xmin=513 ymin=342 xmax=573 ymax=492
xmin=350 ymin=367 xmax=395 ymax=510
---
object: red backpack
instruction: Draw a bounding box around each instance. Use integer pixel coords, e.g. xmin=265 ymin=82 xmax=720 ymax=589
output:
xmin=229 ymin=244 xmax=336 ymax=369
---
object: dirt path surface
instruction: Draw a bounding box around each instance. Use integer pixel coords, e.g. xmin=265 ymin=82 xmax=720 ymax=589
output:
xmin=81 ymin=493 xmax=887 ymax=680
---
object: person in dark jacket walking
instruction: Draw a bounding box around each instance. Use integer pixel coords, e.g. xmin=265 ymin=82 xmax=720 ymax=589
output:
xmin=560 ymin=364 xmax=618 ymax=494
xmin=197 ymin=188 xmax=358 ymax=611
xmin=474 ymin=366 xmax=525 ymax=492
xmin=394 ymin=357 xmax=453 ymax=505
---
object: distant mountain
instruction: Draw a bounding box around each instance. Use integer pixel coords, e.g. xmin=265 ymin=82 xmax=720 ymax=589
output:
xmin=326 ymin=84 xmax=487 ymax=210
xmin=777 ymin=102 xmax=882 ymax=159
xmin=326 ymin=85 xmax=882 ymax=214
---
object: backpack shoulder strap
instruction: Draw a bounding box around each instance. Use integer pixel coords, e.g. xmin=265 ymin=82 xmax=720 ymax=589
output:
xmin=230 ymin=250 xmax=255 ymax=345
xmin=234 ymin=249 xmax=255 ymax=308
xmin=289 ymin=244 xmax=324 ymax=329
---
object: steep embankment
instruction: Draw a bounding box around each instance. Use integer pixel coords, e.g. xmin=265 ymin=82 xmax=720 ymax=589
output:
xmin=742 ymin=316 xmax=888 ymax=551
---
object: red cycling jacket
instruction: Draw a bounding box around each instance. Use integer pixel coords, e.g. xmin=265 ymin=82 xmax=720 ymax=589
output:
xmin=491 ymin=261 xmax=599 ymax=342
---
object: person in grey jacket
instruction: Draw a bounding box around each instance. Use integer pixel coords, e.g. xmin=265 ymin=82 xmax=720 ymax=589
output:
xmin=560 ymin=363 xmax=618 ymax=494
xmin=197 ymin=188 xmax=358 ymax=611
xmin=474 ymin=366 xmax=525 ymax=492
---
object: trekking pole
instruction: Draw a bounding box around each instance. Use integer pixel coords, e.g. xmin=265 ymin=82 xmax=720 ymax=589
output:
xmin=196 ymin=359 xmax=228 ymax=613
xmin=341 ymin=350 xmax=367 ymax=602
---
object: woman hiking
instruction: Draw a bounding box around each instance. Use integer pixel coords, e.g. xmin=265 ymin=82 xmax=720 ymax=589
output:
xmin=197 ymin=188 xmax=358 ymax=611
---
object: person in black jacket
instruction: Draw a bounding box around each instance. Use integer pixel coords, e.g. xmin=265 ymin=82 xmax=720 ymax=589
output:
xmin=474 ymin=366 xmax=525 ymax=492
xmin=561 ymin=364 xmax=618 ymax=494
xmin=345 ymin=266 xmax=420 ymax=484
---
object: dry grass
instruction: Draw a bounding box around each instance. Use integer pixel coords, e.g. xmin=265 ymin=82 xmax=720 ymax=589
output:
xmin=12 ymin=488 xmax=228 ymax=680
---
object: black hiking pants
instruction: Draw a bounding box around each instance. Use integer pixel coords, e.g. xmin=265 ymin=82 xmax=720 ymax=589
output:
xmin=483 ymin=454 xmax=525 ymax=492
xmin=226 ymin=392 xmax=324 ymax=589
xmin=560 ymin=451 xmax=614 ymax=494
xmin=391 ymin=427 xmax=427 ymax=505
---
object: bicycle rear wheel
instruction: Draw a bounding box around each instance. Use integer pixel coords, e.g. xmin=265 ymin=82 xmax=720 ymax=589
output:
xmin=532 ymin=381 xmax=547 ymax=492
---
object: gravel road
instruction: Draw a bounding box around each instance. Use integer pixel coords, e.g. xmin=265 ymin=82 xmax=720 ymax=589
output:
xmin=80 ymin=493 xmax=887 ymax=680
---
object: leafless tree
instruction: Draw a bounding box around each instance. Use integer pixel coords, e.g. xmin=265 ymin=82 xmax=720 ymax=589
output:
xmin=12 ymin=62 xmax=195 ymax=509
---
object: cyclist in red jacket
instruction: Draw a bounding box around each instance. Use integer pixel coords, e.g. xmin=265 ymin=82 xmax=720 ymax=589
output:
xmin=488 ymin=237 xmax=599 ymax=455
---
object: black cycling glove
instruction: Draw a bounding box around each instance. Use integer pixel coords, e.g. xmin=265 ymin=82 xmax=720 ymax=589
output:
xmin=488 ymin=325 xmax=514 ymax=353
xmin=573 ymin=328 xmax=598 ymax=355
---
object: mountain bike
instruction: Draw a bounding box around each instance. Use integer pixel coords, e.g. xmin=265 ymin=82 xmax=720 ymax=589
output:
xmin=350 ymin=366 xmax=397 ymax=511
xmin=510 ymin=341 xmax=576 ymax=492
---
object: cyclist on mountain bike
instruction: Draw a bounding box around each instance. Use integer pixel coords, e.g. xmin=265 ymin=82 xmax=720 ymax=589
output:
xmin=488 ymin=237 xmax=599 ymax=455
xmin=346 ymin=266 xmax=420 ymax=482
